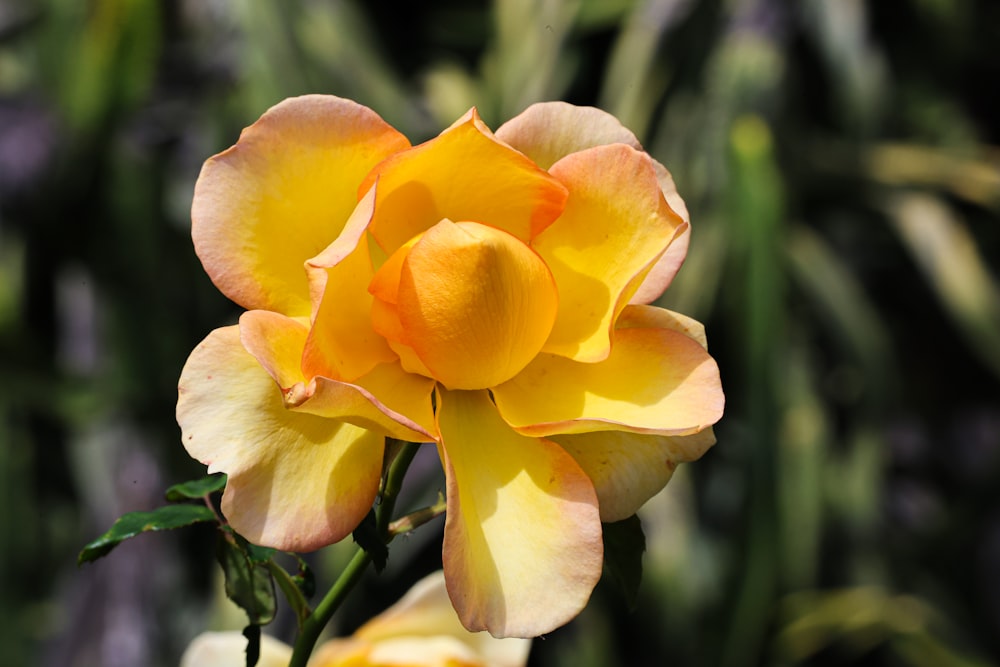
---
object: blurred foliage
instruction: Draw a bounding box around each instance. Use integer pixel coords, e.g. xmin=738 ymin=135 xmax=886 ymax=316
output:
xmin=1 ymin=0 xmax=998 ymax=665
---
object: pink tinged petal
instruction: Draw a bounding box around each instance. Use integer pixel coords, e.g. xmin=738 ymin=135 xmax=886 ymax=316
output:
xmin=292 ymin=367 xmax=437 ymax=444
xmin=550 ymin=428 xmax=716 ymax=523
xmin=192 ymin=95 xmax=410 ymax=316
xmin=535 ymin=144 xmax=686 ymax=362
xmin=495 ymin=101 xmax=690 ymax=225
xmin=436 ymin=388 xmax=603 ymax=638
xmin=361 ymin=108 xmax=568 ymax=253
xmin=496 ymin=101 xmax=644 ymax=170
xmin=394 ymin=220 xmax=558 ymax=390
xmin=301 ymin=186 xmax=396 ymax=382
xmin=629 ymin=158 xmax=692 ymax=306
xmin=628 ymin=221 xmax=690 ymax=304
xmin=338 ymin=571 xmax=531 ymax=667
xmin=238 ymin=298 xmax=435 ymax=441
xmin=616 ymin=303 xmax=708 ymax=349
xmin=176 ymin=326 xmax=383 ymax=551
xmin=496 ymin=102 xmax=692 ymax=305
xmin=493 ymin=327 xmax=724 ymax=437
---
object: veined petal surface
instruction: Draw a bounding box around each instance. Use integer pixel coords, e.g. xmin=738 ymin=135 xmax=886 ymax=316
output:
xmin=493 ymin=327 xmax=724 ymax=437
xmin=535 ymin=144 xmax=686 ymax=361
xmin=550 ymin=429 xmax=716 ymax=523
xmin=192 ymin=95 xmax=409 ymax=316
xmin=435 ymin=389 xmax=602 ymax=638
xmin=177 ymin=325 xmax=383 ymax=551
xmin=396 ymin=220 xmax=558 ymax=390
xmin=362 ymin=109 xmax=568 ymax=253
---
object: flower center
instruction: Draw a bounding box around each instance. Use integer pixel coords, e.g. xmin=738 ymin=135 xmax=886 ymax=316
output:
xmin=369 ymin=220 xmax=558 ymax=390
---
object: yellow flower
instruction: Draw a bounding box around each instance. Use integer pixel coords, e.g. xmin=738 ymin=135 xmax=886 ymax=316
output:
xmin=177 ymin=96 xmax=724 ymax=637
xmin=179 ymin=572 xmax=531 ymax=667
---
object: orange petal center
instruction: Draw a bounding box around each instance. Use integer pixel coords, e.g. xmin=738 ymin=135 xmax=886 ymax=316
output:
xmin=369 ymin=220 xmax=558 ymax=390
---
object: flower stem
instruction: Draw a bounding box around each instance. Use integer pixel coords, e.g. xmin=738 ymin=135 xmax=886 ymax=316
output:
xmin=377 ymin=441 xmax=421 ymax=540
xmin=287 ymin=440 xmax=422 ymax=667
xmin=389 ymin=493 xmax=446 ymax=538
xmin=288 ymin=547 xmax=371 ymax=667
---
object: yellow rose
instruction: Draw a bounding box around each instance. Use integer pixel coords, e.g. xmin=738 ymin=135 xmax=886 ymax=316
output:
xmin=178 ymin=96 xmax=723 ymax=637
xmin=179 ymin=572 xmax=530 ymax=667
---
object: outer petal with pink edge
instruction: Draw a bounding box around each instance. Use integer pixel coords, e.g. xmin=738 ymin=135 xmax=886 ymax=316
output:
xmin=534 ymin=144 xmax=686 ymax=361
xmin=192 ymin=95 xmax=410 ymax=316
xmin=177 ymin=325 xmax=384 ymax=552
xmin=435 ymin=388 xmax=602 ymax=638
xmin=496 ymin=101 xmax=692 ymax=304
xmin=550 ymin=429 xmax=716 ymax=523
xmin=493 ymin=327 xmax=723 ymax=437
xmin=238 ymin=310 xmax=436 ymax=442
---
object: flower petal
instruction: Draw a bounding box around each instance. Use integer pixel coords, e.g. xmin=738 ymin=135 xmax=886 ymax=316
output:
xmin=238 ymin=308 xmax=436 ymax=442
xmin=435 ymin=388 xmax=602 ymax=638
xmin=496 ymin=102 xmax=691 ymax=305
xmin=302 ymin=185 xmax=396 ymax=382
xmin=239 ymin=309 xmax=309 ymax=389
xmin=493 ymin=327 xmax=724 ymax=437
xmin=616 ymin=303 xmax=708 ymax=349
xmin=321 ymin=571 xmax=531 ymax=667
xmin=395 ymin=220 xmax=558 ymax=390
xmin=535 ymin=144 xmax=686 ymax=361
xmin=496 ymin=101 xmax=644 ymax=170
xmin=180 ymin=631 xmax=292 ymax=667
xmin=349 ymin=361 xmax=438 ymax=439
xmin=628 ymin=221 xmax=690 ymax=304
xmin=361 ymin=108 xmax=568 ymax=253
xmin=192 ymin=95 xmax=410 ymax=316
xmin=294 ymin=365 xmax=437 ymax=443
xmin=550 ymin=429 xmax=716 ymax=523
xmin=177 ymin=326 xmax=383 ymax=551
xmin=496 ymin=101 xmax=689 ymax=222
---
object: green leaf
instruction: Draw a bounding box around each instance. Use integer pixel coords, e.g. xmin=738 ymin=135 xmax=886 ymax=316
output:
xmin=78 ymin=504 xmax=216 ymax=565
xmin=352 ymin=509 xmax=388 ymax=572
xmin=164 ymin=473 xmax=227 ymax=502
xmin=602 ymin=514 xmax=646 ymax=610
xmin=217 ymin=534 xmax=277 ymax=626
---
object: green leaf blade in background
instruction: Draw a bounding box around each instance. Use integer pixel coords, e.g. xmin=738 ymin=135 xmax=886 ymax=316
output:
xmin=164 ymin=473 xmax=227 ymax=502
xmin=77 ymin=504 xmax=216 ymax=565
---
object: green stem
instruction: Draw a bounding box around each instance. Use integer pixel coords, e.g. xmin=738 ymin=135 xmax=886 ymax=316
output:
xmin=287 ymin=440 xmax=422 ymax=667
xmin=288 ymin=547 xmax=371 ymax=667
xmin=388 ymin=494 xmax=446 ymax=539
xmin=377 ymin=441 xmax=421 ymax=540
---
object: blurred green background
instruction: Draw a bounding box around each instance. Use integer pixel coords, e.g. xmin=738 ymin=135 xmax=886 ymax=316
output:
xmin=2 ymin=0 xmax=999 ymax=665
